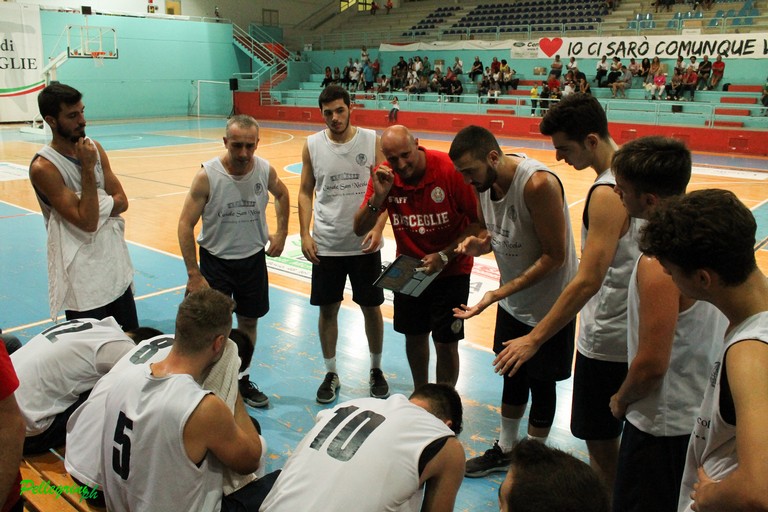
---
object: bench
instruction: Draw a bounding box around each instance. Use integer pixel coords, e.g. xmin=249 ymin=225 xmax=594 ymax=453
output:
xmin=20 ymin=450 xmax=104 ymax=512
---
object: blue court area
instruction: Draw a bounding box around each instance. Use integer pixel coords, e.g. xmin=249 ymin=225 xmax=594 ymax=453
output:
xmin=0 ymin=200 xmax=584 ymax=511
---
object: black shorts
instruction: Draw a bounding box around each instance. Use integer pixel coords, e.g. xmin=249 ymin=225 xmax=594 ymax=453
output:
xmin=613 ymin=422 xmax=689 ymax=512
xmin=570 ymin=352 xmax=627 ymax=440
xmin=393 ymin=274 xmax=470 ymax=343
xmin=310 ymin=253 xmax=384 ymax=307
xmin=200 ymin=247 xmax=269 ymax=319
xmin=493 ymin=307 xmax=575 ymax=382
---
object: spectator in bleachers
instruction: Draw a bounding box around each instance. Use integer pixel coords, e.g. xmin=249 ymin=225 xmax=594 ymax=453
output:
xmin=385 ymin=0 xmax=393 ymax=14
xmin=649 ymin=56 xmax=661 ymax=77
xmin=341 ymin=63 xmax=352 ymax=90
xmin=332 ymin=67 xmax=341 ymax=84
xmin=696 ymin=55 xmax=712 ymax=91
xmin=639 ymin=57 xmax=651 ymax=79
xmin=567 ymin=56 xmax=579 ymax=75
xmin=363 ymin=61 xmax=376 ymax=91
xmin=607 ymin=56 xmax=623 ymax=86
xmin=414 ymin=75 xmax=429 ymax=99
xmin=469 ymin=57 xmax=484 ymax=82
xmin=688 ymin=55 xmax=699 ymax=73
xmin=488 ymin=76 xmax=501 ymax=104
xmin=391 ymin=65 xmax=403 ymax=91
xmin=682 ymin=66 xmax=698 ymax=100
xmin=595 ymin=55 xmax=609 ymax=87
xmin=429 ymin=68 xmax=443 ymax=93
xmin=361 ymin=45 xmax=370 ymax=64
xmin=562 ymin=79 xmax=576 ymax=97
xmin=674 ymin=55 xmax=686 ymax=75
xmin=650 ymin=71 xmax=667 ymax=100
xmin=709 ymin=54 xmax=725 ymax=90
xmin=349 ymin=65 xmax=361 ymax=91
xmin=377 ymin=74 xmax=390 ymax=94
xmin=413 ymin=56 xmax=423 ymax=77
xmin=372 ymin=58 xmax=381 ymax=78
xmin=453 ymin=56 xmax=464 ymax=75
xmin=491 ymin=57 xmax=501 ymax=75
xmin=370 ymin=1 xmax=379 ymax=14
xmin=762 ymin=78 xmax=768 ymax=115
xmin=501 ymin=61 xmax=519 ymax=91
xmin=437 ymin=73 xmax=452 ymax=102
xmin=628 ymin=58 xmax=641 ymax=77
xmin=539 ymin=83 xmax=551 ymax=115
xmin=665 ymin=68 xmax=683 ymax=100
xmin=422 ymin=56 xmax=432 ymax=76
xmin=404 ymin=69 xmax=419 ymax=93
xmin=321 ymin=66 xmax=333 ymax=88
xmin=611 ymin=65 xmax=633 ymax=98
xmin=396 ymin=56 xmax=408 ymax=76
xmin=550 ymin=55 xmax=564 ymax=79
xmin=529 ymin=82 xmax=539 ymax=115
xmin=579 ymin=76 xmax=592 ymax=95
xmin=547 ymin=73 xmax=561 ymax=93
xmin=449 ymin=75 xmax=464 ymax=102
xmin=478 ymin=74 xmax=490 ymax=100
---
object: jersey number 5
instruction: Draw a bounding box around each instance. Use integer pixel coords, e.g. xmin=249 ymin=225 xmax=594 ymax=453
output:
xmin=112 ymin=411 xmax=134 ymax=480
xmin=309 ymin=405 xmax=385 ymax=462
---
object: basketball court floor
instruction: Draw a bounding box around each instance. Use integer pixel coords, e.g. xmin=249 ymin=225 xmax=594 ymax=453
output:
xmin=1 ymin=117 xmax=767 ymax=510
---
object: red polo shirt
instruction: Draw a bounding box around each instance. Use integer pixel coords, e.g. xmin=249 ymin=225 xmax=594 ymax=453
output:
xmin=0 ymin=342 xmax=20 ymax=512
xmin=364 ymin=147 xmax=478 ymax=277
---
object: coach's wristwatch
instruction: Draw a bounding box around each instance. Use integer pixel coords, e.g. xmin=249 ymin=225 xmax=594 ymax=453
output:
xmin=438 ymin=250 xmax=449 ymax=265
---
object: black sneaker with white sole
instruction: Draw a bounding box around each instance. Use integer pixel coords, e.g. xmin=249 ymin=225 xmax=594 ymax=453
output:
xmin=369 ymin=368 xmax=390 ymax=399
xmin=239 ymin=376 xmax=269 ymax=408
xmin=316 ymin=372 xmax=340 ymax=404
xmin=465 ymin=441 xmax=513 ymax=477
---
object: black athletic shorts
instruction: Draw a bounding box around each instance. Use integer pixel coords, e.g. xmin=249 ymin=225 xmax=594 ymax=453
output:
xmin=310 ymin=253 xmax=384 ymax=307
xmin=200 ymin=247 xmax=269 ymax=319
xmin=393 ymin=274 xmax=470 ymax=343
xmin=570 ymin=351 xmax=627 ymax=440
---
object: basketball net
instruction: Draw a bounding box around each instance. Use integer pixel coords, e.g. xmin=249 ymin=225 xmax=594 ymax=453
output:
xmin=91 ymin=51 xmax=105 ymax=67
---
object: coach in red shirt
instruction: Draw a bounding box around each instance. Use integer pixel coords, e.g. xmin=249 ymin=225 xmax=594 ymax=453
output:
xmin=0 ymin=341 xmax=24 ymax=512
xmin=355 ymin=125 xmax=480 ymax=390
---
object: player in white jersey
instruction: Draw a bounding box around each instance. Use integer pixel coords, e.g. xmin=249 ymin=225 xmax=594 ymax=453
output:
xmin=178 ymin=114 xmax=290 ymax=408
xmin=638 ymin=189 xmax=768 ymax=512
xmin=448 ymin=126 xmax=578 ymax=476
xmin=260 ymin=384 xmax=465 ymax=512
xmin=495 ymin=93 xmax=641 ymax=493
xmin=299 ymin=85 xmax=388 ymax=404
xmin=99 ymin=289 xmax=266 ymax=512
xmin=610 ymin=137 xmax=728 ymax=512
xmin=10 ymin=317 xmax=160 ymax=455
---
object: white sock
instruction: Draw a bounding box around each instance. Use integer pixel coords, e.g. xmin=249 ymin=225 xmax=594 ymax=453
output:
xmin=370 ymin=352 xmax=382 ymax=369
xmin=527 ymin=433 xmax=548 ymax=444
xmin=324 ymin=357 xmax=337 ymax=374
xmin=498 ymin=417 xmax=522 ymax=453
xmin=238 ymin=366 xmax=250 ymax=381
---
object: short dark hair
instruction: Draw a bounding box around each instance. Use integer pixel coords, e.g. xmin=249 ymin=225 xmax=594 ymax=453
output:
xmin=126 ymin=327 xmax=164 ymax=344
xmin=38 ymin=83 xmax=82 ymax=119
xmin=501 ymin=440 xmax=609 ymax=512
xmin=228 ymin=328 xmax=253 ymax=373
xmin=612 ymin=136 xmax=691 ymax=197
xmin=318 ymin=85 xmax=350 ymax=109
xmin=410 ymin=383 xmax=463 ymax=435
xmin=449 ymin=125 xmax=501 ymax=163
xmin=174 ymin=289 xmax=235 ymax=354
xmin=540 ymin=93 xmax=609 ymax=142
xmin=639 ymin=189 xmax=757 ymax=285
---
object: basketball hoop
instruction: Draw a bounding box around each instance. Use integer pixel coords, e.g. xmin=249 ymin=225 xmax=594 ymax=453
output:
xmin=91 ymin=51 xmax=106 ymax=67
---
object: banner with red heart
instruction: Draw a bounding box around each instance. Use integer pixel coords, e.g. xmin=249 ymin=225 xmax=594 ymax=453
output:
xmin=539 ymin=37 xmax=563 ymax=57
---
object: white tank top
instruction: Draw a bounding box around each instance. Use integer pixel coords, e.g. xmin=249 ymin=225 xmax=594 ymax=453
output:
xmin=307 ymin=128 xmax=378 ymax=255
xmin=65 ymin=334 xmax=174 ymax=488
xmin=10 ymin=317 xmax=134 ymax=435
xmin=625 ymin=258 xmax=727 ymax=436
xmin=678 ymin=311 xmax=768 ymax=512
xmin=102 ymin=364 xmax=223 ymax=512
xmin=479 ymin=156 xmax=577 ymax=326
xmin=197 ymin=156 xmax=270 ymax=259
xmin=577 ymin=169 xmax=644 ymax=362
xmin=260 ymin=394 xmax=455 ymax=512
xmin=33 ymin=145 xmax=107 ymax=226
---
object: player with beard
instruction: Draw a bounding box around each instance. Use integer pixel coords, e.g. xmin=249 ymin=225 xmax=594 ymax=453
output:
xmin=29 ymin=83 xmax=138 ymax=330
xmin=299 ymin=85 xmax=389 ymax=404
xmin=448 ymin=126 xmax=578 ymax=476
xmin=178 ymin=115 xmax=290 ymax=408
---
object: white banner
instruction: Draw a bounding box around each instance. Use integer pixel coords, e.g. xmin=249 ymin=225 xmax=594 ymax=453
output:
xmin=0 ymin=3 xmax=44 ymax=122
xmin=380 ymin=32 xmax=768 ymax=60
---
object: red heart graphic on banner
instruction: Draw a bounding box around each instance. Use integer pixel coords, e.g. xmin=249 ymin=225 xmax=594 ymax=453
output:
xmin=539 ymin=38 xmax=563 ymax=57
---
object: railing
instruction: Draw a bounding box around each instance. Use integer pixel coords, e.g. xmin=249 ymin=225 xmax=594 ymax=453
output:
xmin=255 ymin=88 xmax=768 ymax=128
xmin=232 ymin=24 xmax=291 ymax=90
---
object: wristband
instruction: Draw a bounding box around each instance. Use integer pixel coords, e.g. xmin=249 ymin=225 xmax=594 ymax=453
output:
xmin=367 ymin=200 xmax=381 ymax=213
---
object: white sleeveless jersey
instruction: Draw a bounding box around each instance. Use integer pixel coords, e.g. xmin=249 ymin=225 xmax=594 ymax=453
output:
xmin=307 ymin=128 xmax=378 ymax=255
xmin=479 ymin=156 xmax=577 ymax=326
xmin=678 ymin=312 xmax=768 ymax=512
xmin=577 ymin=169 xmax=645 ymax=362
xmin=10 ymin=317 xmax=134 ymax=435
xmin=260 ymin=394 xmax=455 ymax=512
xmin=102 ymin=364 xmax=223 ymax=512
xmin=625 ymin=258 xmax=727 ymax=436
xmin=33 ymin=145 xmax=106 ymax=226
xmin=197 ymin=156 xmax=270 ymax=259
xmin=65 ymin=334 xmax=174 ymax=488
